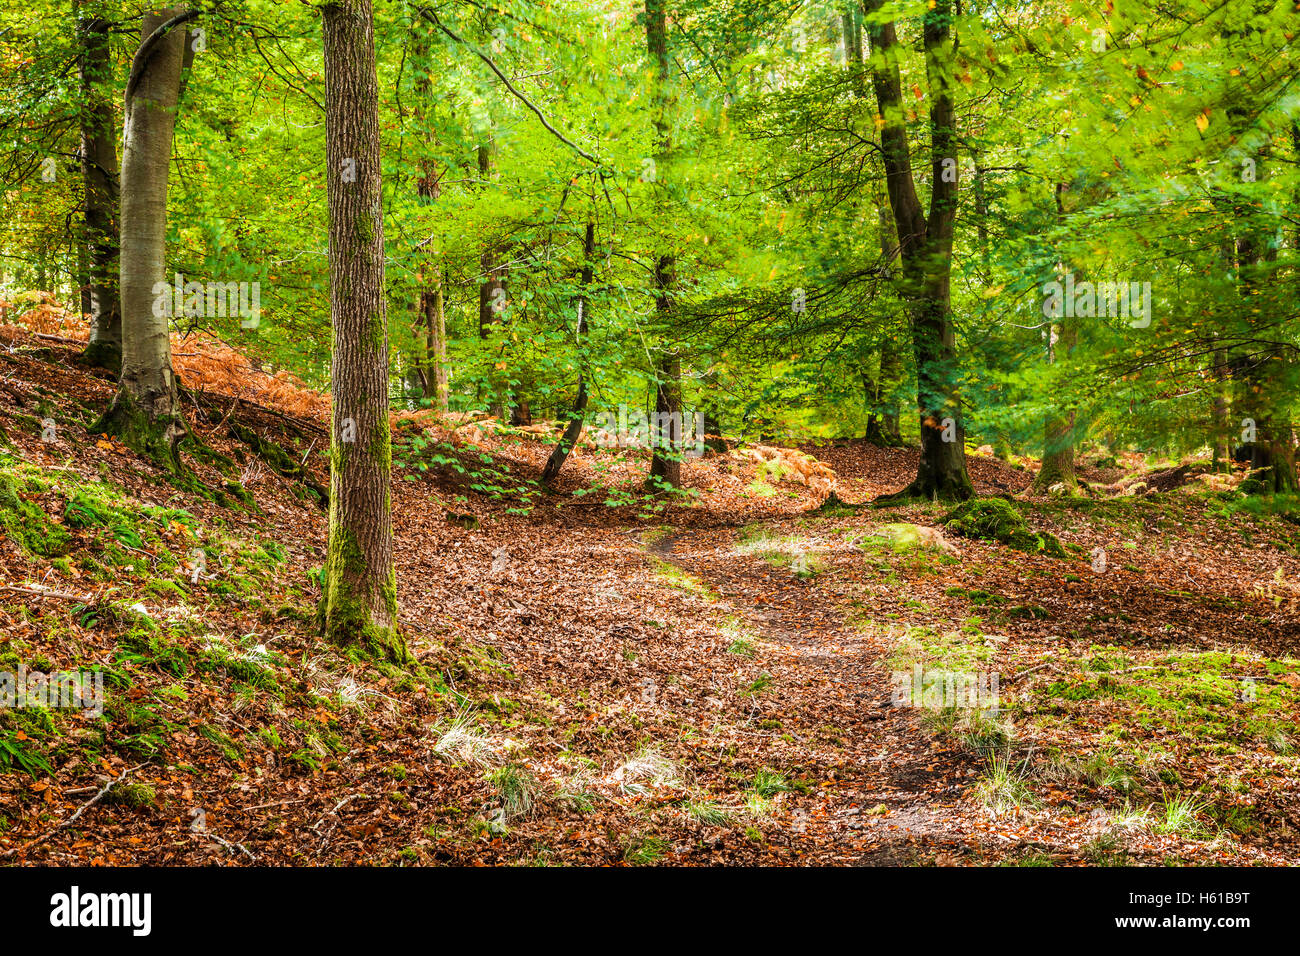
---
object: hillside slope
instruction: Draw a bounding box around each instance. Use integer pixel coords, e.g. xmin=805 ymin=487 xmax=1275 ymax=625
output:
xmin=1 ymin=331 xmax=1298 ymax=866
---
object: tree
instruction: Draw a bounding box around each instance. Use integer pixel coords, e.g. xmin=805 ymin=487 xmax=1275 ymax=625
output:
xmin=864 ymin=199 xmax=904 ymax=446
xmin=1034 ymin=184 xmax=1077 ymax=493
xmin=93 ymin=7 xmax=198 ymax=469
xmin=645 ymin=0 xmax=681 ymax=490
xmin=542 ymin=220 xmax=596 ymax=484
xmin=75 ymin=0 xmax=121 ymax=373
xmin=410 ymin=21 xmax=448 ymax=412
xmin=865 ymin=0 xmax=973 ymax=500
xmin=318 ymin=0 xmax=407 ymax=662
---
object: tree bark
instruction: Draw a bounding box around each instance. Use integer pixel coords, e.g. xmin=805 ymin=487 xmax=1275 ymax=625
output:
xmin=648 ymin=348 xmax=682 ymax=489
xmin=76 ymin=5 xmax=122 ymax=373
xmin=94 ymin=7 xmax=194 ymax=469
xmin=1211 ymin=345 xmax=1230 ymax=471
xmin=319 ymin=0 xmax=407 ymax=662
xmin=865 ymin=199 xmax=904 ymax=445
xmin=1034 ymin=183 xmax=1077 ymax=493
xmin=542 ymin=221 xmax=596 ymax=484
xmin=417 ymin=265 xmax=448 ymax=411
xmin=865 ymin=0 xmax=972 ymax=501
xmin=411 ymin=27 xmax=448 ymax=411
xmin=645 ymin=0 xmax=682 ymax=489
xmin=476 ymin=141 xmax=509 ymax=417
xmin=1235 ymin=229 xmax=1297 ymax=495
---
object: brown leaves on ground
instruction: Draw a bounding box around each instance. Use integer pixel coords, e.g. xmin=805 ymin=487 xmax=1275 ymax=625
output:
xmin=0 ymin=329 xmax=1296 ymax=866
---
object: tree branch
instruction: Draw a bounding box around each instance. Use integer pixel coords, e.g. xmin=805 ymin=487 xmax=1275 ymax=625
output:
xmin=417 ymin=7 xmax=603 ymax=167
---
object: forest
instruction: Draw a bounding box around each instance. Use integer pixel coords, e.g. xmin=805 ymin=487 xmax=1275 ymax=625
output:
xmin=0 ymin=0 xmax=1297 ymax=888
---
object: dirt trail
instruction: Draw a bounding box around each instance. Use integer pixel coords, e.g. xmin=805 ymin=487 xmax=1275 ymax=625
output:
xmin=649 ymin=524 xmax=987 ymax=864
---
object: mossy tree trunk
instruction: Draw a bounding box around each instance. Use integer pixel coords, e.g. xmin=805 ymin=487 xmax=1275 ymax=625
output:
xmin=320 ymin=0 xmax=407 ymax=663
xmin=95 ymin=7 xmax=196 ymax=470
xmin=76 ymin=3 xmax=122 ymax=374
xmin=849 ymin=20 xmax=902 ymax=450
xmin=866 ymin=0 xmax=972 ymax=501
xmin=1035 ymin=401 xmax=1077 ymax=492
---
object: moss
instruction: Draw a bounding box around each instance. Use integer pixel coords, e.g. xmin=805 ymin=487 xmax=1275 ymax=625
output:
xmin=196 ymin=644 xmax=277 ymax=688
xmin=859 ymin=523 xmax=947 ymax=553
xmin=197 ymin=724 xmax=244 ymax=764
xmin=77 ymin=339 xmax=123 ymax=376
xmin=115 ymin=625 xmax=192 ymax=677
xmin=942 ymin=497 xmax=1067 ymax=558
xmin=318 ymin=526 xmax=408 ymax=664
xmin=103 ymin=782 xmax=156 ymax=808
xmin=92 ymin=391 xmax=186 ymax=474
xmin=0 ymin=705 xmax=58 ymax=739
xmin=143 ymin=579 xmax=189 ymax=601
xmin=0 ymin=471 xmax=71 ymax=557
xmin=225 ymin=421 xmax=327 ymax=506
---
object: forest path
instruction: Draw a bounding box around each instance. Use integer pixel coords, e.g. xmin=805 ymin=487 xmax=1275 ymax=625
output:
xmin=646 ymin=523 xmax=989 ymax=864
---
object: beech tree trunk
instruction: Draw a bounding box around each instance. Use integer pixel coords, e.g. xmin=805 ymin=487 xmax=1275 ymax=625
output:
xmin=865 ymin=200 xmax=903 ymax=446
xmin=1222 ymin=58 xmax=1295 ymax=493
xmin=1034 ymin=324 xmax=1077 ymax=492
xmin=76 ymin=3 xmax=121 ymax=373
xmin=1235 ymin=231 xmax=1297 ymax=495
xmin=94 ymin=7 xmax=195 ymax=469
xmin=645 ymin=0 xmax=682 ymax=489
xmin=476 ymin=141 xmax=510 ymax=417
xmin=542 ymin=221 xmax=596 ymax=484
xmin=319 ymin=0 xmax=407 ymax=662
xmin=1211 ymin=345 xmax=1230 ymax=470
xmin=866 ymin=0 xmax=972 ymax=501
xmin=1035 ymin=183 xmax=1077 ymax=493
xmin=411 ymin=28 xmax=447 ymax=411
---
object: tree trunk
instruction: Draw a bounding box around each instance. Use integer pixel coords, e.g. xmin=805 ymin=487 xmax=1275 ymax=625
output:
xmin=1035 ymin=416 xmax=1077 ymax=490
xmin=76 ymin=6 xmax=122 ymax=372
xmin=865 ymin=0 xmax=972 ymax=500
xmin=94 ymin=7 xmax=194 ymax=469
xmin=648 ymin=347 xmax=682 ymax=489
xmin=1235 ymin=230 xmax=1297 ymax=495
xmin=319 ymin=0 xmax=407 ymax=662
xmin=542 ymin=221 xmax=595 ymax=484
xmin=865 ymin=199 xmax=903 ymax=445
xmin=1221 ymin=54 xmax=1295 ymax=494
xmin=1211 ymin=346 xmax=1230 ymax=471
xmin=645 ymin=0 xmax=682 ymax=489
xmin=476 ymin=141 xmax=509 ymax=417
xmin=411 ymin=29 xmax=448 ymax=412
xmin=1034 ymin=184 xmax=1077 ymax=493
xmin=417 ymin=270 xmax=448 ymax=411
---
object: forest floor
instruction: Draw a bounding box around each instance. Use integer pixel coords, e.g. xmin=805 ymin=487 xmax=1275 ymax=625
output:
xmin=1 ymin=327 xmax=1298 ymax=866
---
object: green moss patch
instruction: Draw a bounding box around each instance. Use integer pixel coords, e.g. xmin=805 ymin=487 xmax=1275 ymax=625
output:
xmin=942 ymin=498 xmax=1067 ymax=558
